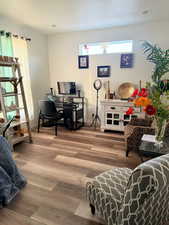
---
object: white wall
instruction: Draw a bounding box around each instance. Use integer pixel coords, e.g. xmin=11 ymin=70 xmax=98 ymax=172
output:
xmin=48 ymin=20 xmax=169 ymax=123
xmin=0 ymin=16 xmax=50 ymax=125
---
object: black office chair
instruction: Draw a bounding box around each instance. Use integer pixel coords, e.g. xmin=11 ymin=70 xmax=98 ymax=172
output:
xmin=38 ymin=100 xmax=63 ymax=136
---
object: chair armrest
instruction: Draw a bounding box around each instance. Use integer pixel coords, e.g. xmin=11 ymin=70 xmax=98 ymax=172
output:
xmin=86 ymin=168 xmax=133 ymax=225
xmin=86 ymin=168 xmax=132 ymax=205
xmin=140 ymin=126 xmax=155 ymax=135
xmin=92 ymin=168 xmax=132 ymax=192
xmin=130 ymin=126 xmax=155 ymax=137
xmin=125 ymin=125 xmax=154 ymax=140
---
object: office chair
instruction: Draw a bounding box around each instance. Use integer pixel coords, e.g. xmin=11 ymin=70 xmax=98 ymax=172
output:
xmin=38 ymin=100 xmax=63 ymax=136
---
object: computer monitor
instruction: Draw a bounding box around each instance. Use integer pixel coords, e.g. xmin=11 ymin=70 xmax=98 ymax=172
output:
xmin=57 ymin=82 xmax=76 ymax=95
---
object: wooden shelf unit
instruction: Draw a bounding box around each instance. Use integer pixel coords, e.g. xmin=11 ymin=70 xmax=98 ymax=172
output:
xmin=0 ymin=56 xmax=32 ymax=145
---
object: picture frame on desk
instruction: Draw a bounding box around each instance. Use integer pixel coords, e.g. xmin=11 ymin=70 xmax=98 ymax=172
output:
xmin=78 ymin=55 xmax=89 ymax=69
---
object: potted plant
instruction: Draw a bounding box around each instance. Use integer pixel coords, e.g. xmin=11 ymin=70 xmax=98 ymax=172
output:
xmin=126 ymin=41 xmax=169 ymax=144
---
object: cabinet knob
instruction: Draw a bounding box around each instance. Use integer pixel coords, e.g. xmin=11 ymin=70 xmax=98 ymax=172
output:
xmin=111 ymin=107 xmax=115 ymax=110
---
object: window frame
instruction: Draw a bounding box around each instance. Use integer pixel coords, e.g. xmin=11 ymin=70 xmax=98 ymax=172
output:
xmin=79 ymin=40 xmax=133 ymax=56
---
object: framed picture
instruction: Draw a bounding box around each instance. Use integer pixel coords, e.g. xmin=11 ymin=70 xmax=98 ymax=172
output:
xmin=78 ymin=55 xmax=89 ymax=69
xmin=120 ymin=53 xmax=133 ymax=68
xmin=97 ymin=66 xmax=111 ymax=77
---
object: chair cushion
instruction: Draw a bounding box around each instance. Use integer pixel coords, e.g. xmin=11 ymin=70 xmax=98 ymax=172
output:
xmin=86 ymin=168 xmax=132 ymax=225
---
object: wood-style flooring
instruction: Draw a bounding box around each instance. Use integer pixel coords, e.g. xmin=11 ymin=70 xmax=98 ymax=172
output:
xmin=0 ymin=127 xmax=141 ymax=225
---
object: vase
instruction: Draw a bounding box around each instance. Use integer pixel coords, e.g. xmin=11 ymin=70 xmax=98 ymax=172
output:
xmin=154 ymin=117 xmax=167 ymax=145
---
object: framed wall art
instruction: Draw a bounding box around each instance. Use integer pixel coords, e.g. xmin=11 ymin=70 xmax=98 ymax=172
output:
xmin=78 ymin=55 xmax=89 ymax=69
xmin=120 ymin=53 xmax=133 ymax=68
xmin=97 ymin=66 xmax=111 ymax=77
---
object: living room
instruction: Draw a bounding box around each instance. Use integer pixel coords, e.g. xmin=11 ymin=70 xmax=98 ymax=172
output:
xmin=0 ymin=1 xmax=169 ymax=225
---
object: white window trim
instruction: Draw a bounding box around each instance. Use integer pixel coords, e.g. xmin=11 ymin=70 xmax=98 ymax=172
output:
xmin=79 ymin=40 xmax=133 ymax=56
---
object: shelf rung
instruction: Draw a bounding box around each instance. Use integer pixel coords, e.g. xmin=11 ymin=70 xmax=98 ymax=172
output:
xmin=0 ymin=61 xmax=18 ymax=67
xmin=10 ymin=120 xmax=27 ymax=128
xmin=0 ymin=77 xmax=18 ymax=82
xmin=2 ymin=93 xmax=21 ymax=97
xmin=11 ymin=134 xmax=29 ymax=145
xmin=6 ymin=107 xmax=24 ymax=112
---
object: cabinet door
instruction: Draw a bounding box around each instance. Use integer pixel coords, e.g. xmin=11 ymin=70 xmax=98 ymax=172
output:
xmin=105 ymin=112 xmax=122 ymax=130
xmin=121 ymin=113 xmax=139 ymax=129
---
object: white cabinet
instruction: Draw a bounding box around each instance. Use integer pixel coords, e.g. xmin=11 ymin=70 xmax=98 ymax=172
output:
xmin=100 ymin=100 xmax=144 ymax=132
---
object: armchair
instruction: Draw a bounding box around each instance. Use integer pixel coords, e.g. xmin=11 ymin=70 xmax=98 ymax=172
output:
xmin=86 ymin=154 xmax=169 ymax=225
xmin=124 ymin=118 xmax=154 ymax=157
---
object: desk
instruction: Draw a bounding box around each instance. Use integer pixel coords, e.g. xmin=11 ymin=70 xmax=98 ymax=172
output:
xmin=48 ymin=95 xmax=85 ymax=130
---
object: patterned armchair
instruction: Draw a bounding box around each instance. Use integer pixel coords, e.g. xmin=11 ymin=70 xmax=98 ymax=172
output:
xmin=124 ymin=118 xmax=154 ymax=157
xmin=86 ymin=154 xmax=169 ymax=225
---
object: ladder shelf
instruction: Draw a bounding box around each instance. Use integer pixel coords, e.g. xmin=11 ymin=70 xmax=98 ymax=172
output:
xmin=0 ymin=56 xmax=32 ymax=145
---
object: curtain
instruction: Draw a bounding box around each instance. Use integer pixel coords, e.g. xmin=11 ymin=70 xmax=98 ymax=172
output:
xmin=12 ymin=38 xmax=34 ymax=121
xmin=0 ymin=34 xmax=16 ymax=119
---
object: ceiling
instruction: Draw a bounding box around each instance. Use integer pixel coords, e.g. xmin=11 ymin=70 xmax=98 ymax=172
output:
xmin=0 ymin=0 xmax=169 ymax=34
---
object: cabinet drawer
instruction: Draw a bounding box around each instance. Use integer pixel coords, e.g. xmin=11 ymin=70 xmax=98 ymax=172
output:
xmin=120 ymin=106 xmax=140 ymax=113
xmin=105 ymin=105 xmax=122 ymax=112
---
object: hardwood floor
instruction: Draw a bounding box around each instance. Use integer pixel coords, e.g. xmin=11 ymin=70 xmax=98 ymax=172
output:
xmin=0 ymin=127 xmax=141 ymax=225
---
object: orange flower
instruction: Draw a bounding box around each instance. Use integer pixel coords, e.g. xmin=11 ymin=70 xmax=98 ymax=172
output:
xmin=134 ymin=97 xmax=151 ymax=107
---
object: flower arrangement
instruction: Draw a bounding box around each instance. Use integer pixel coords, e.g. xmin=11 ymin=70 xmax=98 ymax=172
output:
xmin=126 ymin=41 xmax=169 ymax=143
xmin=126 ymin=88 xmax=153 ymax=114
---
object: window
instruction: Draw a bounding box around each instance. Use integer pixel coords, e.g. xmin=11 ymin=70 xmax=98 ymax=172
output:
xmin=79 ymin=40 xmax=133 ymax=55
xmin=0 ymin=33 xmax=16 ymax=119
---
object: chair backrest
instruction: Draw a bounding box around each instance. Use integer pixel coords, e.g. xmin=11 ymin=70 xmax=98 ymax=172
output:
xmin=129 ymin=118 xmax=153 ymax=127
xmin=118 ymin=154 xmax=169 ymax=225
xmin=39 ymin=100 xmax=57 ymax=116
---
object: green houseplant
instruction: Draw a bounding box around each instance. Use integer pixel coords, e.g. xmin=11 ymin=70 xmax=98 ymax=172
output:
xmin=126 ymin=41 xmax=169 ymax=143
xmin=142 ymin=41 xmax=169 ymax=83
xmin=143 ymin=41 xmax=169 ymax=142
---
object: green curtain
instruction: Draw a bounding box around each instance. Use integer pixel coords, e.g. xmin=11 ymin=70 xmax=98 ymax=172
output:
xmin=0 ymin=32 xmax=16 ymax=120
